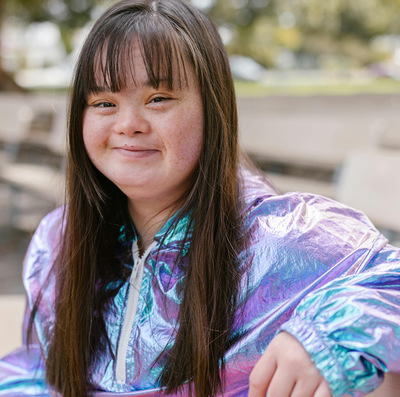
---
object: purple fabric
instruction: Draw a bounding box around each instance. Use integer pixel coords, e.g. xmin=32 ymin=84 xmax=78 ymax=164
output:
xmin=1 ymin=171 xmax=400 ymax=396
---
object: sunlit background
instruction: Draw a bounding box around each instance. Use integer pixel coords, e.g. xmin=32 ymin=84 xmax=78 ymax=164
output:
xmin=0 ymin=0 xmax=400 ymax=354
xmin=3 ymin=0 xmax=400 ymax=91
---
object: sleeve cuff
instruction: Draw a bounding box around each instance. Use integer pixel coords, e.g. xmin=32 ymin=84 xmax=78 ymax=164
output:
xmin=280 ymin=316 xmax=350 ymax=397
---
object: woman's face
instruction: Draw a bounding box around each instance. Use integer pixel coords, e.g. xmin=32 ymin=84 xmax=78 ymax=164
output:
xmin=83 ymin=42 xmax=204 ymax=209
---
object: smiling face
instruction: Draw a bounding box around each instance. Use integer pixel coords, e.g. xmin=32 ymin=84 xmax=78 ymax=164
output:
xmin=82 ymin=42 xmax=204 ymax=213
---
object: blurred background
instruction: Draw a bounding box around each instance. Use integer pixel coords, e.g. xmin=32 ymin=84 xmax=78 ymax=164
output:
xmin=0 ymin=0 xmax=400 ymax=342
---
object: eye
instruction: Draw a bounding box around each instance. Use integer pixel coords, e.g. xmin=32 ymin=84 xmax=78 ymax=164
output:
xmin=150 ymin=96 xmax=171 ymax=104
xmin=93 ymin=101 xmax=115 ymax=108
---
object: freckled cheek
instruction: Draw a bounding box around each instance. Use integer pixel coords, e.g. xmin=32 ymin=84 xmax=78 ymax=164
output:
xmin=83 ymin=117 xmax=108 ymax=153
xmin=172 ymin=118 xmax=203 ymax=168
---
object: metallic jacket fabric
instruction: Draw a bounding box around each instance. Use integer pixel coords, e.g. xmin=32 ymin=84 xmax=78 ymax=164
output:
xmin=1 ymin=170 xmax=400 ymax=396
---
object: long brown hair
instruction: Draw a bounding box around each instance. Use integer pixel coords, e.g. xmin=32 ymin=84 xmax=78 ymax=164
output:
xmin=32 ymin=1 xmax=244 ymax=395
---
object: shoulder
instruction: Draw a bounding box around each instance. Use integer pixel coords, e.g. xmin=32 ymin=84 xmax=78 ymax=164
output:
xmin=240 ymin=166 xmax=278 ymax=207
xmin=240 ymin=168 xmax=378 ymax=236
xmin=241 ymin=174 xmax=386 ymax=282
xmin=237 ymin=180 xmax=392 ymax=324
xmin=246 ymin=189 xmax=379 ymax=239
xmin=27 ymin=206 xmax=65 ymax=252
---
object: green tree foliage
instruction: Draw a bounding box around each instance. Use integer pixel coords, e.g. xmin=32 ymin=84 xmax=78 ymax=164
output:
xmin=0 ymin=0 xmax=112 ymax=89
xmin=2 ymin=0 xmax=400 ymax=79
xmin=207 ymin=0 xmax=400 ymax=68
xmin=2 ymin=0 xmax=110 ymax=53
xmin=5 ymin=0 xmax=97 ymax=27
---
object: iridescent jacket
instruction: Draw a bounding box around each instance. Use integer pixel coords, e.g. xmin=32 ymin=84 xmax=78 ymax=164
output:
xmin=1 ymin=171 xmax=400 ymax=397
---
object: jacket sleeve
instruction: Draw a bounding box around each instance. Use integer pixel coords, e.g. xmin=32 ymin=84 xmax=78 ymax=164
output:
xmin=0 ymin=208 xmax=64 ymax=396
xmin=0 ymin=346 xmax=47 ymax=396
xmin=279 ymin=207 xmax=400 ymax=397
xmin=0 ymin=297 xmax=48 ymax=396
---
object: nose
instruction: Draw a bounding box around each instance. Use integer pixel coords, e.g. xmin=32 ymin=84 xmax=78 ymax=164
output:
xmin=115 ymin=106 xmax=151 ymax=135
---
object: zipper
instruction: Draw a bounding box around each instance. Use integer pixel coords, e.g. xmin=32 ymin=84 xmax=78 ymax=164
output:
xmin=116 ymin=240 xmax=157 ymax=385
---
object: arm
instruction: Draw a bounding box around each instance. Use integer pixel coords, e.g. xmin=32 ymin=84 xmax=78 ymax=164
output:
xmin=240 ymin=192 xmax=400 ymax=397
xmin=248 ymin=214 xmax=400 ymax=397
xmin=0 ymin=345 xmax=47 ymax=396
xmin=280 ymin=249 xmax=400 ymax=397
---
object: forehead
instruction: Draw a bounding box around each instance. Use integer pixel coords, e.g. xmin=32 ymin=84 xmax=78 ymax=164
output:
xmin=89 ymin=34 xmax=193 ymax=93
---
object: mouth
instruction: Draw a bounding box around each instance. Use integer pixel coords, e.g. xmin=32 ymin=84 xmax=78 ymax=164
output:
xmin=114 ymin=145 xmax=159 ymax=158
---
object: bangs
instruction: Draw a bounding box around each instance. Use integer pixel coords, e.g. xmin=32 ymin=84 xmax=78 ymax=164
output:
xmin=81 ymin=14 xmax=192 ymax=95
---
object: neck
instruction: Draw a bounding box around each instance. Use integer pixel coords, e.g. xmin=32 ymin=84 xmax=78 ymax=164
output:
xmin=127 ymin=198 xmax=179 ymax=253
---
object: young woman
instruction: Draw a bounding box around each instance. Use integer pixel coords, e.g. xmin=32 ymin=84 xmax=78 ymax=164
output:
xmin=1 ymin=1 xmax=400 ymax=396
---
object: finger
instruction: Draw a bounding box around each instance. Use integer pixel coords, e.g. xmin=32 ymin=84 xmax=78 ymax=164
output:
xmin=289 ymin=359 xmax=326 ymax=397
xmin=248 ymin=356 xmax=277 ymax=397
xmin=265 ymin=367 xmax=296 ymax=397
xmin=290 ymin=377 xmax=320 ymax=397
xmin=313 ymin=379 xmax=332 ymax=397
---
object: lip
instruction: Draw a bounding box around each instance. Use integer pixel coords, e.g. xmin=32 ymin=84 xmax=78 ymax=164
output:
xmin=114 ymin=145 xmax=160 ymax=158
